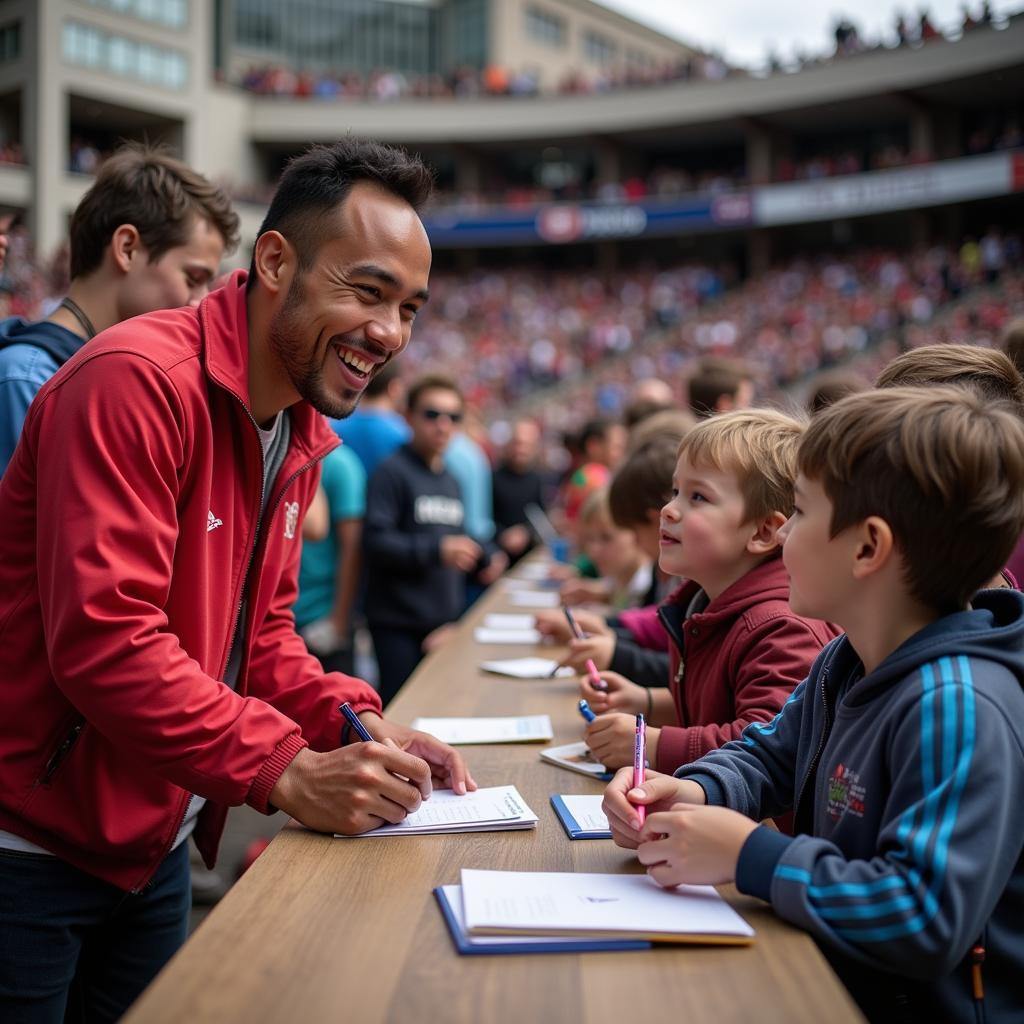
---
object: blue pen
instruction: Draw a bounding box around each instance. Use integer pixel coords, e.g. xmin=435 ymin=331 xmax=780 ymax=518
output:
xmin=339 ymin=701 xmax=374 ymax=743
xmin=578 ymin=699 xmax=597 ymax=723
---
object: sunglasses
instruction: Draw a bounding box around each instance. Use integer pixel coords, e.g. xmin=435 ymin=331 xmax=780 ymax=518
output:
xmin=420 ymin=408 xmax=463 ymax=424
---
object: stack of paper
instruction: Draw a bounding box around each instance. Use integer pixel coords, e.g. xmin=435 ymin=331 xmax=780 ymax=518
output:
xmin=507 ymin=591 xmax=560 ymax=609
xmin=473 ymin=626 xmax=543 ymax=645
xmin=481 ymin=613 xmax=536 ymax=630
xmin=540 ymin=741 xmax=611 ymax=779
xmin=480 ymin=657 xmax=573 ymax=679
xmin=412 ymin=715 xmax=554 ymax=744
xmin=550 ymin=794 xmax=612 ymax=839
xmin=434 ymin=886 xmax=650 ymax=955
xmin=459 ymin=869 xmax=755 ymax=944
xmin=338 ymin=786 xmax=538 ymax=838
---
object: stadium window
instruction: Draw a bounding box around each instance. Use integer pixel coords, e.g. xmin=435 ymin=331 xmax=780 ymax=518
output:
xmin=583 ymin=29 xmax=617 ymax=65
xmin=85 ymin=0 xmax=189 ymax=30
xmin=0 ymin=21 xmax=20 ymax=64
xmin=62 ymin=21 xmax=189 ymax=90
xmin=525 ymin=6 xmax=566 ymax=48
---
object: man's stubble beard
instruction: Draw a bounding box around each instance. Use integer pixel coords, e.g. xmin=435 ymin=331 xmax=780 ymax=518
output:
xmin=266 ymin=276 xmax=368 ymax=420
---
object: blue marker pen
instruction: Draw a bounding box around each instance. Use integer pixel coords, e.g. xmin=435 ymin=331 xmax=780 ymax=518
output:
xmin=339 ymin=701 xmax=374 ymax=743
xmin=578 ymin=699 xmax=597 ymax=723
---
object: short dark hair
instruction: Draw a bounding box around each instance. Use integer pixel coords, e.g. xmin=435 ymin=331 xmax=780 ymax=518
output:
xmin=807 ymin=370 xmax=869 ymax=414
xmin=406 ymin=373 xmax=462 ymax=413
xmin=799 ymin=386 xmax=1024 ymax=613
xmin=579 ymin=418 xmax=614 ymax=453
xmin=250 ymin=139 xmax=434 ymax=285
xmin=688 ymin=357 xmax=752 ymax=417
xmin=69 ymin=143 xmax=239 ymax=279
xmin=876 ymin=343 xmax=1024 ymax=406
xmin=608 ymin=439 xmax=677 ymax=528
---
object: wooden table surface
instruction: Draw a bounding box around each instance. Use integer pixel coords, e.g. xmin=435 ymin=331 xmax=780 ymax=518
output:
xmin=125 ymin=560 xmax=864 ymax=1024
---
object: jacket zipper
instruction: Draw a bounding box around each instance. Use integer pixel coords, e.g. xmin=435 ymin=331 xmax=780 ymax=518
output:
xmin=131 ymin=399 xmax=327 ymax=894
xmin=37 ymin=719 xmax=85 ymax=785
xmin=793 ymin=668 xmax=832 ymax=827
xmin=658 ymin=605 xmax=690 ymax=727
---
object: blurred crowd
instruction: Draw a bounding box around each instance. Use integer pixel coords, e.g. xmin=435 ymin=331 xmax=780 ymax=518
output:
xmin=229 ymin=5 xmax=1012 ymax=103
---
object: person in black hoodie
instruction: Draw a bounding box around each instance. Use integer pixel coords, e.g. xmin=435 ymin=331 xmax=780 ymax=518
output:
xmin=492 ymin=418 xmax=546 ymax=565
xmin=365 ymin=374 xmax=505 ymax=704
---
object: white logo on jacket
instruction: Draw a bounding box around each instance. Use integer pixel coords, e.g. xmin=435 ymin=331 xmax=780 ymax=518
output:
xmin=414 ymin=494 xmax=464 ymax=527
xmin=207 ymin=510 xmax=223 ymax=532
xmin=283 ymin=501 xmax=300 ymax=539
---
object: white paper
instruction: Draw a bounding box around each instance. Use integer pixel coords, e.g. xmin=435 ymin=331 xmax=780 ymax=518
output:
xmin=559 ymin=794 xmax=610 ymax=832
xmin=412 ymin=715 xmax=554 ymax=744
xmin=515 ymin=562 xmax=554 ymax=581
xmin=339 ymin=786 xmax=538 ymax=837
xmin=440 ymin=885 xmax=559 ymax=948
xmin=474 ymin=627 xmax=543 ymax=645
xmin=508 ymin=591 xmax=560 ymax=609
xmin=540 ymin=741 xmax=609 ymax=777
xmin=480 ymin=657 xmax=573 ymax=679
xmin=482 ymin=613 xmax=536 ymax=630
xmin=460 ymin=869 xmax=755 ymax=940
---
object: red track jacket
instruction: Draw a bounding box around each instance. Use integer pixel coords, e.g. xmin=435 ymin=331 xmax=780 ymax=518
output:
xmin=0 ymin=272 xmax=381 ymax=891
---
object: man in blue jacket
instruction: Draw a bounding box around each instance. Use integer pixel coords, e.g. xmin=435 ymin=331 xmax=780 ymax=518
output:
xmin=603 ymin=386 xmax=1024 ymax=1023
xmin=0 ymin=145 xmax=238 ymax=475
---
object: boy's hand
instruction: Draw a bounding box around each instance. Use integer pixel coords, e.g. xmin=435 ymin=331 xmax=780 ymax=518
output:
xmin=559 ymin=634 xmax=615 ymax=672
xmin=478 ymin=550 xmax=509 ymax=585
xmin=579 ymin=669 xmax=647 ymax=713
xmin=440 ymin=535 xmax=483 ymax=572
xmin=602 ymin=768 xmax=705 ymax=848
xmin=535 ymin=608 xmax=610 ymax=643
xmin=638 ymin=805 xmax=759 ymax=888
xmin=585 ymin=713 xmax=660 ymax=769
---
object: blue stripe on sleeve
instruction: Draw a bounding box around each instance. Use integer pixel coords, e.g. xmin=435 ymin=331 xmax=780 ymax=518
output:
xmin=771 ymin=657 xmax=978 ymax=944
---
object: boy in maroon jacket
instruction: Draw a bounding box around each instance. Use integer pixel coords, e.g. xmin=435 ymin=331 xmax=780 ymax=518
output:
xmin=583 ymin=409 xmax=839 ymax=771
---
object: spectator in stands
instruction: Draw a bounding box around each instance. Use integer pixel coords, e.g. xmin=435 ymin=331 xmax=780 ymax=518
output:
xmin=364 ymin=375 xmax=505 ymax=704
xmin=560 ymin=417 xmax=627 ymax=527
xmin=0 ymin=144 xmax=239 ymax=475
xmin=333 ymin=359 xmax=410 ymax=478
xmin=687 ymin=356 xmax=755 ymax=418
xmin=806 ymin=369 xmax=870 ymax=414
xmin=294 ymin=444 xmax=367 ymax=676
xmin=492 ymin=418 xmax=546 ymax=565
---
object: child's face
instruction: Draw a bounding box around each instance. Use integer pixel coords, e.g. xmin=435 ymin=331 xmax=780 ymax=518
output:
xmin=658 ymin=455 xmax=755 ymax=590
xmin=779 ymin=474 xmax=853 ymax=623
xmin=580 ymin=515 xmax=640 ymax=579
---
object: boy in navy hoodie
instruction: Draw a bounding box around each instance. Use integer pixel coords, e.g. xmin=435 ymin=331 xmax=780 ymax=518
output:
xmin=603 ymin=386 xmax=1024 ymax=1022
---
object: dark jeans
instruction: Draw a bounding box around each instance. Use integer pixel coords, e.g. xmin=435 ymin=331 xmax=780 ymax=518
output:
xmin=369 ymin=625 xmax=429 ymax=707
xmin=0 ymin=841 xmax=191 ymax=1023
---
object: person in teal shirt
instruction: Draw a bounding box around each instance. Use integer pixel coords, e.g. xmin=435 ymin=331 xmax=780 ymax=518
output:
xmin=295 ymin=444 xmax=367 ymax=676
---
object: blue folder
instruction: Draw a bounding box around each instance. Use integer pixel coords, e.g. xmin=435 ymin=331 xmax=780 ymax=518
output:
xmin=550 ymin=794 xmax=613 ymax=840
xmin=434 ymin=885 xmax=650 ymax=955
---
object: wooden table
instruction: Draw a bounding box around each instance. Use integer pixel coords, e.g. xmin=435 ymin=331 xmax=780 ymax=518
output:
xmin=125 ymin=562 xmax=864 ymax=1024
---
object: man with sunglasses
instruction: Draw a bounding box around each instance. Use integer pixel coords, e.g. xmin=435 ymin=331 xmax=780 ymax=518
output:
xmin=364 ymin=373 xmax=506 ymax=703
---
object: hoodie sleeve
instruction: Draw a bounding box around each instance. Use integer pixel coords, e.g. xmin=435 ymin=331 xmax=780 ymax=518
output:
xmin=735 ymin=658 xmax=1024 ymax=980
xmin=675 ymin=677 xmax=811 ymax=818
xmin=655 ymin=614 xmax=830 ymax=773
xmin=363 ymin=459 xmax=441 ymax=569
xmin=609 ymin=639 xmax=671 ymax=687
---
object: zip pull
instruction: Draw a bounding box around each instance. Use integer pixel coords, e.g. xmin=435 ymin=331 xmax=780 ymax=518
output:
xmin=970 ymin=945 xmax=985 ymax=1001
xmin=674 ymin=657 xmax=685 ymax=686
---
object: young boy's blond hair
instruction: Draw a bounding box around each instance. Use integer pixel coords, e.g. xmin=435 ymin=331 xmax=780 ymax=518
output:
xmin=799 ymin=385 xmax=1024 ymax=611
xmin=677 ymin=408 xmax=806 ymax=524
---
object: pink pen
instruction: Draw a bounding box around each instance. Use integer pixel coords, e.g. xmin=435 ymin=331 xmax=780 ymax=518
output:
xmin=586 ymin=658 xmax=608 ymax=692
xmin=633 ymin=714 xmax=647 ymax=826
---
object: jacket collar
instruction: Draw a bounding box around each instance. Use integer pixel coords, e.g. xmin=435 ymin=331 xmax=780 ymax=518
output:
xmin=198 ymin=270 xmax=337 ymax=462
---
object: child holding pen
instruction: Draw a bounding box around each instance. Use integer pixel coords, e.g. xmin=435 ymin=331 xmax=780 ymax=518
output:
xmin=581 ymin=409 xmax=839 ymax=772
xmin=603 ymin=387 xmax=1024 ymax=1022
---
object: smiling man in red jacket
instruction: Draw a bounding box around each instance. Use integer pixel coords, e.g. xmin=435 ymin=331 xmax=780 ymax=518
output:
xmin=0 ymin=139 xmax=474 ymax=1022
